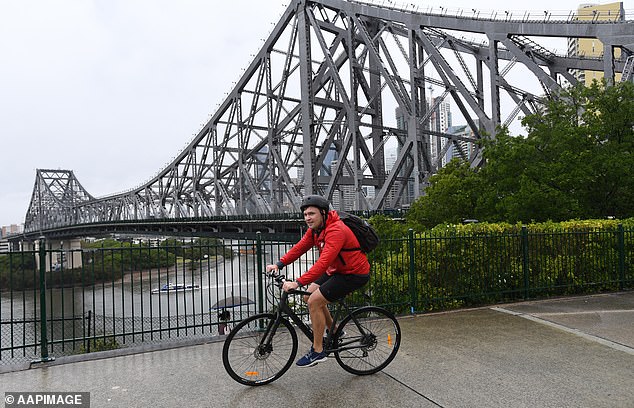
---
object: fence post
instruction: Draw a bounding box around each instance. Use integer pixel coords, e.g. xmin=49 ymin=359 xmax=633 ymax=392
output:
xmin=521 ymin=226 xmax=530 ymax=300
xmin=408 ymin=228 xmax=416 ymax=314
xmin=256 ymin=232 xmax=264 ymax=314
xmin=34 ymin=238 xmax=54 ymax=363
xmin=618 ymin=224 xmax=625 ymax=291
xmin=85 ymin=310 xmax=92 ymax=354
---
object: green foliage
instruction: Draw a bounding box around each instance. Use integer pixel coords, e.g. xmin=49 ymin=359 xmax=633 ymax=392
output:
xmin=516 ymin=80 xmax=634 ymax=220
xmin=367 ymin=214 xmax=408 ymax=258
xmin=477 ymin=128 xmax=584 ymax=222
xmin=160 ymin=237 xmax=234 ymax=261
xmin=407 ymin=160 xmax=482 ymax=229
xmin=369 ymin=214 xmax=408 ymax=238
xmin=0 ymin=252 xmax=37 ymax=290
xmin=81 ymin=240 xmax=174 ymax=283
xmin=79 ymin=337 xmax=120 ymax=353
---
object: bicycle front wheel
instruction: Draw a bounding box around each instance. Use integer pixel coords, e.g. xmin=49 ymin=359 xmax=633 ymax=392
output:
xmin=334 ymin=306 xmax=401 ymax=375
xmin=222 ymin=313 xmax=298 ymax=386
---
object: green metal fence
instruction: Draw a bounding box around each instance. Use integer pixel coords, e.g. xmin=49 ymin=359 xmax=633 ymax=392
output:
xmin=1 ymin=226 xmax=632 ymax=367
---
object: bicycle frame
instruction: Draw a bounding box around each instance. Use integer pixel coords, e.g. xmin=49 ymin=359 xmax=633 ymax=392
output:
xmin=261 ymin=283 xmax=370 ymax=354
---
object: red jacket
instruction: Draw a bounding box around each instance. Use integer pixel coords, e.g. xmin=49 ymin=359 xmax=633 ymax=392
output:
xmin=280 ymin=210 xmax=370 ymax=286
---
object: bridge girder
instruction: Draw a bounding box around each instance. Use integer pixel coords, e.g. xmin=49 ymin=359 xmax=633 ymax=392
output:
xmin=24 ymin=0 xmax=634 ymax=234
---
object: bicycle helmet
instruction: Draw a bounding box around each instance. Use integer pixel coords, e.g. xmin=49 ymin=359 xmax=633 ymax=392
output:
xmin=300 ymin=195 xmax=330 ymax=212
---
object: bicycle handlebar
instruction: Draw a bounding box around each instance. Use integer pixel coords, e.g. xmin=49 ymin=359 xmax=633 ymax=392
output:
xmin=265 ymin=271 xmax=309 ymax=295
xmin=265 ymin=270 xmax=286 ymax=285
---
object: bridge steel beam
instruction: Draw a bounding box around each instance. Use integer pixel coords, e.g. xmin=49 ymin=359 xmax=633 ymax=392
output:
xmin=24 ymin=0 xmax=634 ymax=235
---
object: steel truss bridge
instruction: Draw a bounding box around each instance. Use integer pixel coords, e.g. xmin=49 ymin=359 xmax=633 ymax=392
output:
xmin=24 ymin=0 xmax=634 ymax=237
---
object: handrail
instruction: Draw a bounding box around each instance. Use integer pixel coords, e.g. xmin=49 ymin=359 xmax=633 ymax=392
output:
xmin=349 ymin=0 xmax=633 ymax=24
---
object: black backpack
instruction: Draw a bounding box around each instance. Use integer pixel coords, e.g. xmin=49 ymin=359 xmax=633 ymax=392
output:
xmin=338 ymin=211 xmax=380 ymax=253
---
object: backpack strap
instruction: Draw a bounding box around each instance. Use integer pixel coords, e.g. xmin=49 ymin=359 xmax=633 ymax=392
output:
xmin=340 ymin=247 xmax=362 ymax=252
xmin=337 ymin=247 xmax=363 ymax=265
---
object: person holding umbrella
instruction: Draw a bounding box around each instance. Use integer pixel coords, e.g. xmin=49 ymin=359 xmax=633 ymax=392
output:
xmin=211 ymin=294 xmax=254 ymax=335
xmin=218 ymin=309 xmax=230 ymax=335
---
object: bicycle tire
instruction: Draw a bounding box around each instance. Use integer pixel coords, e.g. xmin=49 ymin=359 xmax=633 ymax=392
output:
xmin=334 ymin=306 xmax=401 ymax=375
xmin=222 ymin=313 xmax=298 ymax=386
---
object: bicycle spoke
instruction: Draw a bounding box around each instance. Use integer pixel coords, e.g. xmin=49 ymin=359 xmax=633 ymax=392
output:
xmin=334 ymin=306 xmax=401 ymax=375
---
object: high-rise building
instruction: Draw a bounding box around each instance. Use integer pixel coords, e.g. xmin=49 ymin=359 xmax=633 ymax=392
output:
xmin=385 ymin=148 xmax=398 ymax=172
xmin=430 ymin=97 xmax=452 ymax=135
xmin=1 ymin=224 xmax=23 ymax=238
xmin=320 ymin=142 xmax=338 ymax=177
xmin=362 ymin=185 xmax=375 ymax=201
xmin=568 ymin=2 xmax=625 ymax=85
xmin=329 ymin=159 xmax=356 ymax=211
xmin=445 ymin=125 xmax=477 ymax=164
xmin=428 ymin=97 xmax=452 ymax=168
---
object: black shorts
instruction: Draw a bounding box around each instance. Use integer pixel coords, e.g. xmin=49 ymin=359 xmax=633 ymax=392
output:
xmin=313 ymin=273 xmax=369 ymax=302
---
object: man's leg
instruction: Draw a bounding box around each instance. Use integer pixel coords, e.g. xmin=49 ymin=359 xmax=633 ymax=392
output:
xmin=307 ymin=288 xmax=329 ymax=353
xmin=305 ymin=283 xmax=334 ymax=332
xmin=322 ymin=304 xmax=333 ymax=331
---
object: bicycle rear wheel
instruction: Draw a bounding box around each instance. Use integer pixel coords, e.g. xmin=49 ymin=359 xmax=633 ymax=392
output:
xmin=334 ymin=306 xmax=400 ymax=375
xmin=222 ymin=313 xmax=298 ymax=386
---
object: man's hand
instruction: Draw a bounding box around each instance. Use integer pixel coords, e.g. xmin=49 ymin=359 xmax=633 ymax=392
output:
xmin=282 ymin=280 xmax=299 ymax=292
xmin=265 ymin=264 xmax=278 ymax=273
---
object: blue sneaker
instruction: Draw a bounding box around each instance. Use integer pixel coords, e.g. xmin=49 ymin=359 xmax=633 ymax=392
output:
xmin=296 ymin=346 xmax=327 ymax=367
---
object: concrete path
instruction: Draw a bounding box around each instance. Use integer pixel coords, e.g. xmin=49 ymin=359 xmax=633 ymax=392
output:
xmin=1 ymin=291 xmax=633 ymax=408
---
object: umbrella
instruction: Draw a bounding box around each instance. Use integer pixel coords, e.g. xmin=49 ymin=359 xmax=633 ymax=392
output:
xmin=210 ymin=295 xmax=254 ymax=310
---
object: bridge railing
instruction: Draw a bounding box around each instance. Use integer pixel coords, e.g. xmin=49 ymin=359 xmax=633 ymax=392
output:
xmin=1 ymin=226 xmax=632 ymax=368
xmin=353 ymin=1 xmax=633 ymax=23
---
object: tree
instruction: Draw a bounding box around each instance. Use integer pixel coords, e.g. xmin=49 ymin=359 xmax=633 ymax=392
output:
xmin=477 ymin=126 xmax=584 ymax=223
xmin=577 ymin=80 xmax=634 ymax=217
xmin=519 ymin=80 xmax=634 ymax=219
xmin=407 ymin=159 xmax=482 ymax=229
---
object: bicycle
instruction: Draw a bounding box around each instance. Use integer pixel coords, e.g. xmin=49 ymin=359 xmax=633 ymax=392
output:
xmin=222 ymin=271 xmax=401 ymax=386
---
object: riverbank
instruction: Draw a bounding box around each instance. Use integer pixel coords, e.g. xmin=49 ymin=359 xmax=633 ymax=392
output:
xmin=120 ymin=255 xmax=225 ymax=284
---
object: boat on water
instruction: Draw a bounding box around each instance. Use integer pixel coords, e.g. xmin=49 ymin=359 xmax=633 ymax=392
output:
xmin=151 ymin=283 xmax=200 ymax=294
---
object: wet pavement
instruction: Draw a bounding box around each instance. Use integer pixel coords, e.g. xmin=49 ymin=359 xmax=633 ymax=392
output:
xmin=1 ymin=291 xmax=633 ymax=408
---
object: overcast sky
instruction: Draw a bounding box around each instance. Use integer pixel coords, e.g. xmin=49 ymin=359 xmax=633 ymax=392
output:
xmin=1 ymin=0 xmax=631 ymax=227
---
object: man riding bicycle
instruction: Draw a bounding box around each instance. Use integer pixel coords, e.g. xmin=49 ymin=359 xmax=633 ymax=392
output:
xmin=265 ymin=195 xmax=370 ymax=367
